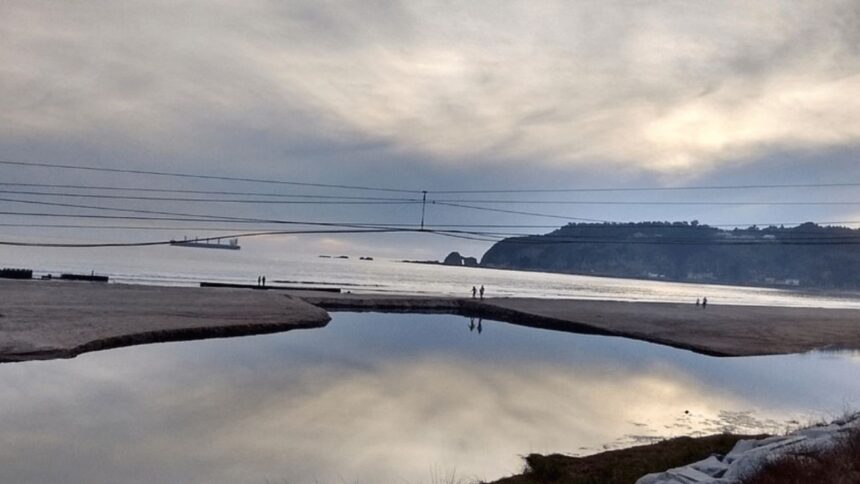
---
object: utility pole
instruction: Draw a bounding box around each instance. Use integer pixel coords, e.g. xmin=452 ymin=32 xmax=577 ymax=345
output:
xmin=420 ymin=190 xmax=428 ymax=231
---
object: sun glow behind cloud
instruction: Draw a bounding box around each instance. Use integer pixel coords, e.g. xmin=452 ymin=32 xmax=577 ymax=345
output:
xmin=3 ymin=0 xmax=860 ymax=175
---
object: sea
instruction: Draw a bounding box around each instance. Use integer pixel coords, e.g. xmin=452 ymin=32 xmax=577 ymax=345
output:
xmin=2 ymin=243 xmax=859 ymax=308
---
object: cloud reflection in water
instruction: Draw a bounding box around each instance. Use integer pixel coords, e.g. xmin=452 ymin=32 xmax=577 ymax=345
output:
xmin=0 ymin=313 xmax=858 ymax=483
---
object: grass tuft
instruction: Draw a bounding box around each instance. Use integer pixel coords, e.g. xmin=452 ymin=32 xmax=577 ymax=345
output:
xmin=491 ymin=433 xmax=757 ymax=484
xmin=739 ymin=428 xmax=860 ymax=484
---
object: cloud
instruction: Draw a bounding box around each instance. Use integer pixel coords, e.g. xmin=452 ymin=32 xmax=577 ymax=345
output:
xmin=2 ymin=1 xmax=860 ymax=175
xmin=0 ymin=351 xmax=757 ymax=483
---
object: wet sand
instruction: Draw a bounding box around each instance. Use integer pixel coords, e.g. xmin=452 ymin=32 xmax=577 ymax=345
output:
xmin=0 ymin=280 xmax=330 ymax=362
xmin=1 ymin=280 xmax=860 ymax=362
xmin=299 ymin=291 xmax=860 ymax=357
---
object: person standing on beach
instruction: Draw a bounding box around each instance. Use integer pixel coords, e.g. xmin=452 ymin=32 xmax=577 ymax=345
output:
xmin=702 ymin=297 xmax=708 ymax=309
xmin=262 ymin=275 xmax=266 ymax=287
xmin=479 ymin=285 xmax=485 ymax=300
xmin=696 ymin=298 xmax=700 ymax=306
xmin=472 ymin=286 xmax=477 ymax=299
xmin=257 ymin=276 xmax=261 ymax=287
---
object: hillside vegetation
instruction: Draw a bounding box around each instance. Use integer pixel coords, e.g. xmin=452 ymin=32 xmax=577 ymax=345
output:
xmin=480 ymin=222 xmax=860 ymax=289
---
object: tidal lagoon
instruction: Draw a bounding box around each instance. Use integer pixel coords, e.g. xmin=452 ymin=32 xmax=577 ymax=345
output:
xmin=0 ymin=312 xmax=858 ymax=483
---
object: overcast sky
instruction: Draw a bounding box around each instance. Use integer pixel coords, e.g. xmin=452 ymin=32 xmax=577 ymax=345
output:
xmin=2 ymin=0 xmax=860 ymax=259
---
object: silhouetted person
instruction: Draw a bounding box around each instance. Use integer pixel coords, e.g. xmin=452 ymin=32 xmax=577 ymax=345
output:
xmin=696 ymin=298 xmax=700 ymax=306
xmin=469 ymin=318 xmax=475 ymax=332
xmin=479 ymin=285 xmax=485 ymax=300
xmin=702 ymin=297 xmax=708 ymax=309
xmin=477 ymin=318 xmax=483 ymax=334
xmin=257 ymin=276 xmax=262 ymax=287
xmin=472 ymin=286 xmax=477 ymax=299
xmin=262 ymin=275 xmax=266 ymax=287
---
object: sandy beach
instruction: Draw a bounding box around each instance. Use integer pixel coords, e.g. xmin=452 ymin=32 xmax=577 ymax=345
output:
xmin=0 ymin=280 xmax=330 ymax=362
xmin=1 ymin=280 xmax=860 ymax=362
xmin=301 ymin=291 xmax=860 ymax=356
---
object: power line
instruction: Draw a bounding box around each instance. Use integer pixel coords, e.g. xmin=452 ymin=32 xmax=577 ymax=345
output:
xmin=6 ymin=230 xmax=859 ymax=247
xmin=433 ymin=228 xmax=860 ymax=245
xmin=0 ymin=197 xmax=281 ymax=223
xmin=433 ymin=201 xmax=610 ymax=222
xmin=0 ymin=228 xmax=403 ymax=248
xmin=0 ymin=226 xmax=540 ymax=248
xmin=475 ymin=237 xmax=860 ymax=246
xmin=4 ymin=181 xmax=860 ymax=244
xmin=0 ymin=196 xmax=403 ymax=227
xmin=0 ymin=190 xmax=422 ymax=205
xmin=431 ymin=182 xmax=860 ymax=194
xmin=0 ymin=159 xmax=421 ymax=194
xmin=7 ymin=222 xmax=857 ymax=242
xmin=5 ymin=159 xmax=859 ymax=195
xmin=0 ymin=223 xmax=393 ymax=231
xmin=3 ymin=216 xmax=860 ymax=246
xmin=2 ymin=210 xmax=860 ymax=232
xmin=0 ymin=211 xmax=272 ymax=223
xmin=443 ymin=227 xmax=860 ymax=239
xmin=6 ymin=187 xmax=857 ymax=206
xmin=433 ymin=201 xmax=860 ymax=227
xmin=434 ymin=199 xmax=860 ymax=206
xmin=0 ymin=198 xmax=425 ymax=233
xmin=0 ymin=183 xmax=419 ymax=201
xmin=479 ymin=233 xmax=860 ymax=242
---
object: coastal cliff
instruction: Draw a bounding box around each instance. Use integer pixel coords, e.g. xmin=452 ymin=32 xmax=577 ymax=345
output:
xmin=480 ymin=222 xmax=860 ymax=289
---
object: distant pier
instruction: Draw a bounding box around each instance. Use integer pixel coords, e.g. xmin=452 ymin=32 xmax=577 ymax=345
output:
xmin=0 ymin=268 xmax=33 ymax=280
xmin=170 ymin=237 xmax=241 ymax=250
xmin=199 ymin=282 xmax=340 ymax=292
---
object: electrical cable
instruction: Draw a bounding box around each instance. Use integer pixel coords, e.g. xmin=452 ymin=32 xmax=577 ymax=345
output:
xmin=0 ymin=160 xmax=420 ymax=194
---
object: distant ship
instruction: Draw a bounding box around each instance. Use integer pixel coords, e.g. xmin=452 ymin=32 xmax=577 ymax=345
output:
xmin=170 ymin=237 xmax=241 ymax=250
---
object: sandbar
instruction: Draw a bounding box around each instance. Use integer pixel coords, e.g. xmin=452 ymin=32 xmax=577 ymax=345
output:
xmin=0 ymin=280 xmax=330 ymax=362
xmin=2 ymin=280 xmax=860 ymax=362
xmin=298 ymin=291 xmax=860 ymax=357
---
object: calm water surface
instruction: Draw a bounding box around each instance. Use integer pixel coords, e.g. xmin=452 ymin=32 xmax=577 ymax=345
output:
xmin=3 ymin=245 xmax=860 ymax=308
xmin=1 ymin=313 xmax=858 ymax=484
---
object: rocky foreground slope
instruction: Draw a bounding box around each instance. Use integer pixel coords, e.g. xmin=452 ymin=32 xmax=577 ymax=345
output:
xmin=638 ymin=414 xmax=860 ymax=483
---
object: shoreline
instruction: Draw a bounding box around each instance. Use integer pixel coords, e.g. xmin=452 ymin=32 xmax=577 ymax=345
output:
xmin=400 ymin=259 xmax=860 ymax=300
xmin=15 ymin=257 xmax=860 ymax=308
xmin=299 ymin=291 xmax=860 ymax=357
xmin=2 ymin=279 xmax=860 ymax=362
xmin=0 ymin=280 xmax=330 ymax=362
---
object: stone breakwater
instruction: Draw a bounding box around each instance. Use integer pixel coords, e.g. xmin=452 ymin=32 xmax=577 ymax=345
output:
xmin=637 ymin=414 xmax=860 ymax=483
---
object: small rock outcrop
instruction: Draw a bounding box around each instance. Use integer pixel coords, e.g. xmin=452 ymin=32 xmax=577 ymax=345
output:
xmin=443 ymin=251 xmax=465 ymax=265
xmin=636 ymin=414 xmax=860 ymax=483
xmin=443 ymin=252 xmax=479 ymax=267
